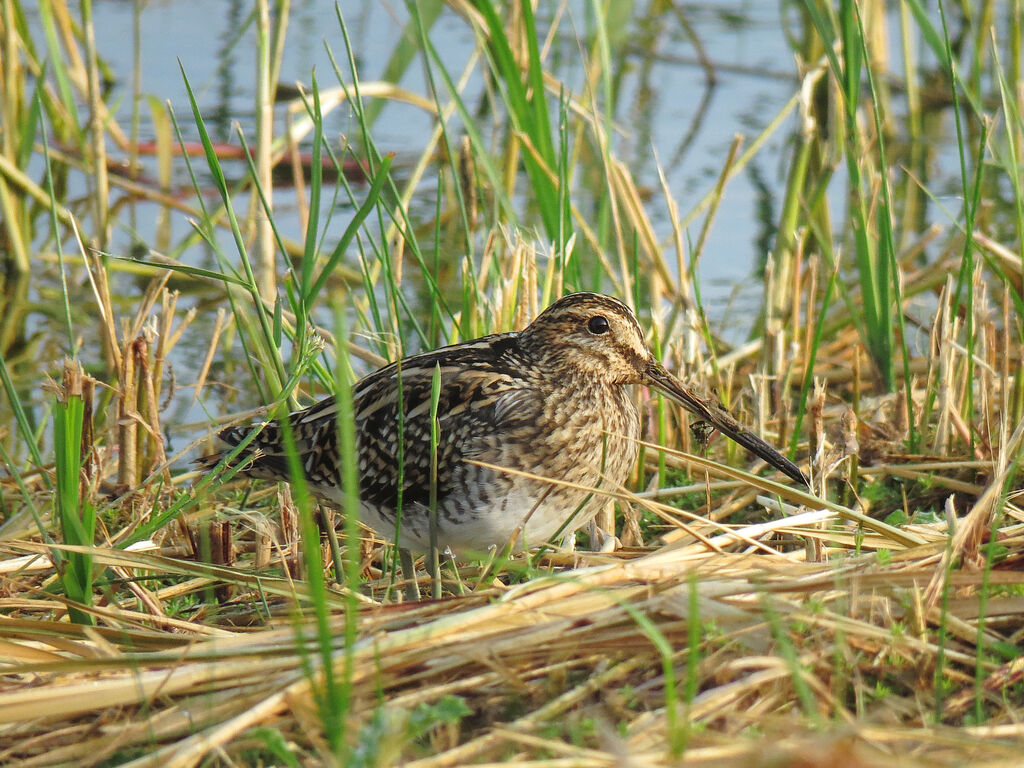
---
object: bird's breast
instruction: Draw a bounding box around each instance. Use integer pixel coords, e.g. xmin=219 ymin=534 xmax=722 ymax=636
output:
xmin=530 ymin=381 xmax=640 ymax=483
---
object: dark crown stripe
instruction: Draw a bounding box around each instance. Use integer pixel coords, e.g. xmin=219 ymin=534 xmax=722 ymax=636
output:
xmin=539 ymin=292 xmax=644 ymax=340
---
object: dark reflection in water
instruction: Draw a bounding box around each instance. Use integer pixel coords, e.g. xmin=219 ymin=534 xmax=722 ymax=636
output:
xmin=0 ymin=274 xmax=31 ymax=368
xmin=213 ymin=0 xmax=245 ymax=142
xmin=748 ymin=161 xmax=776 ymax=276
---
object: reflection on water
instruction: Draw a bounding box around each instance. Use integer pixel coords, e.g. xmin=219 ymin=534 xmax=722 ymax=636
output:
xmin=212 ymin=0 xmax=247 ymax=143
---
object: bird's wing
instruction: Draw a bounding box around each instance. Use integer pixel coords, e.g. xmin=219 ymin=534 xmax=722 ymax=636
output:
xmin=350 ymin=332 xmax=537 ymax=509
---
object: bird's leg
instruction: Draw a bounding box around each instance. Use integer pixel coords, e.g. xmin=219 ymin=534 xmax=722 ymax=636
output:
xmin=596 ymin=527 xmax=620 ymax=552
xmin=399 ymin=547 xmax=420 ymax=601
xmin=584 ymin=500 xmax=620 ymax=552
xmin=560 ymin=529 xmax=578 ymax=552
xmin=583 ymin=519 xmax=619 ymax=552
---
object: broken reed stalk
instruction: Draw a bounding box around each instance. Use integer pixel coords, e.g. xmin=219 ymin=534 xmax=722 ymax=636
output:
xmin=110 ymin=283 xmax=198 ymax=490
xmin=117 ymin=331 xmax=138 ymax=489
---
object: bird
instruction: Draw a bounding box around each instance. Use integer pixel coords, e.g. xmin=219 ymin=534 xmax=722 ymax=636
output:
xmin=199 ymin=292 xmax=807 ymax=556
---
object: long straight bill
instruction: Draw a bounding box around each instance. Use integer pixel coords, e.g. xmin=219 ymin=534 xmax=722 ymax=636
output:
xmin=644 ymin=362 xmax=809 ymax=486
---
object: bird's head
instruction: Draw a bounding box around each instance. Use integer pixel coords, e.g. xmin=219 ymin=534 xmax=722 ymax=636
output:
xmin=522 ymin=292 xmax=808 ymax=486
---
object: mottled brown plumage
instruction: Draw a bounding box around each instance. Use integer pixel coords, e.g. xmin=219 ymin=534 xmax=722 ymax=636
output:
xmin=200 ymin=293 xmax=806 ymax=554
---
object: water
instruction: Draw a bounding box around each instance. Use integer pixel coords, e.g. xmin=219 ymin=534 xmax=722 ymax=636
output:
xmin=79 ymin=1 xmax=803 ymax=306
xmin=4 ymin=1 xmax=970 ymax=467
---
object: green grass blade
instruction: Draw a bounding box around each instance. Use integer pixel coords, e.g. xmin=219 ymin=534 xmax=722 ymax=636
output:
xmin=53 ymin=365 xmax=95 ymax=625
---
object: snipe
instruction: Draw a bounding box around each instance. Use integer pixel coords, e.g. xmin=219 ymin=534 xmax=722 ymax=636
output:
xmin=199 ymin=293 xmax=806 ymax=554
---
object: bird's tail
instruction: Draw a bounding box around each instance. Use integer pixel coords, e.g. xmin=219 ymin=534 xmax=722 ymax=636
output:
xmin=194 ymin=421 xmax=291 ymax=481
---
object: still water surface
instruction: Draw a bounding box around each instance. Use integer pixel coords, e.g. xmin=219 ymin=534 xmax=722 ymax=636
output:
xmin=6 ymin=1 xmax=962 ymax=465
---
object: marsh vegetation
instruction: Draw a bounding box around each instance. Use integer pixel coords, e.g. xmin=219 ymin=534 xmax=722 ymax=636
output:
xmin=1 ymin=1 xmax=1024 ymax=765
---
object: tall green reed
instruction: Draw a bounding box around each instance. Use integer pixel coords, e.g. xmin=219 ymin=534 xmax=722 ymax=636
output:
xmin=801 ymin=0 xmax=900 ymax=394
xmin=53 ymin=362 xmax=96 ymax=625
xmin=472 ymin=0 xmax=572 ymax=250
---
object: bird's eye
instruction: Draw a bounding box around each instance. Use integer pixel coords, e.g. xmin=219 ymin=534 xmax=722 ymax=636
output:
xmin=587 ymin=315 xmax=610 ymax=334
